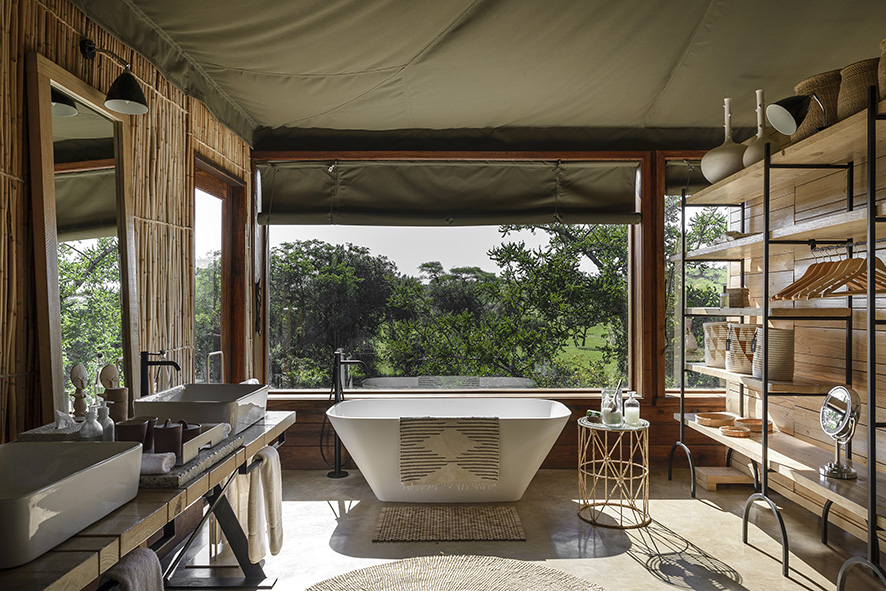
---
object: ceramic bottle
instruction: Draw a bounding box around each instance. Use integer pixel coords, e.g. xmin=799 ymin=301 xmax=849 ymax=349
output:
xmin=701 ymin=98 xmax=747 ymax=184
xmin=742 ymin=89 xmax=769 ymax=167
xmin=78 ymin=406 xmax=104 ymax=442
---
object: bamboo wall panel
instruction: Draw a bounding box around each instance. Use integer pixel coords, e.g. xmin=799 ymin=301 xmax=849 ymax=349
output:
xmin=0 ymin=0 xmax=253 ymax=437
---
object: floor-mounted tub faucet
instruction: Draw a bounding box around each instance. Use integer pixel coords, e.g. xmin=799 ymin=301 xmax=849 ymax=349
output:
xmin=140 ymin=350 xmax=182 ymax=397
xmin=328 ymin=348 xmax=367 ymax=479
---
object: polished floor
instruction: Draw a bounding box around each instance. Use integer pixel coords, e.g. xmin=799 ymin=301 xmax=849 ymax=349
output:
xmin=248 ymin=467 xmax=883 ymax=590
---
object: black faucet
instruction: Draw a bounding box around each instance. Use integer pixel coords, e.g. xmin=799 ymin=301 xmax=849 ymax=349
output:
xmin=328 ymin=348 xmax=367 ymax=479
xmin=140 ymin=350 xmax=182 ymax=397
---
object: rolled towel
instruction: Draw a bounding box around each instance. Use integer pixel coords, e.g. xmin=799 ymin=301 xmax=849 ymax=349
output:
xmin=140 ymin=452 xmax=176 ymax=474
xmin=100 ymin=548 xmax=163 ymax=591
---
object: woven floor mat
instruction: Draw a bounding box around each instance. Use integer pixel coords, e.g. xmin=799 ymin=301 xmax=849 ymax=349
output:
xmin=373 ymin=505 xmax=526 ymax=542
xmin=305 ymin=555 xmax=606 ymax=591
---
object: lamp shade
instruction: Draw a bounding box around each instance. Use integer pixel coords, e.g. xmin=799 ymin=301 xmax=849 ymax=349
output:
xmin=104 ymin=68 xmax=148 ymax=115
xmin=766 ymin=95 xmax=812 ymax=135
xmin=50 ymin=88 xmax=78 ymax=117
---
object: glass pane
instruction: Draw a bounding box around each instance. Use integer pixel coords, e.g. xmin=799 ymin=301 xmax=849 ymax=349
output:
xmin=664 ymin=160 xmax=730 ymax=389
xmin=58 ymin=236 xmax=122 ymax=405
xmin=268 ymin=224 xmax=629 ymax=390
xmin=194 ymin=189 xmax=223 ymax=383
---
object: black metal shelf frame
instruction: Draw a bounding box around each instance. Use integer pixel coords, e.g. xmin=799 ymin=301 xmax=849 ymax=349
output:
xmin=667 ymin=90 xmax=886 ymax=587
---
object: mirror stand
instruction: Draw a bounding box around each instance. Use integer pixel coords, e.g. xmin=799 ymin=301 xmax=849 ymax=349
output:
xmin=819 ymin=440 xmax=857 ymax=480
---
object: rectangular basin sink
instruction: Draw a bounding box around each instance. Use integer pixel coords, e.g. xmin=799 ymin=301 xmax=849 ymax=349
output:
xmin=0 ymin=441 xmax=141 ymax=568
xmin=133 ymin=383 xmax=269 ymax=435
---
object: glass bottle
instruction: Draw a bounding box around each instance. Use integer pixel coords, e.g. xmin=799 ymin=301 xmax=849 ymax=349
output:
xmin=624 ymin=391 xmax=640 ymax=426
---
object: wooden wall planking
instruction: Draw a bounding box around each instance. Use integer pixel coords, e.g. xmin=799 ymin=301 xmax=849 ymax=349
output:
xmin=725 ymin=135 xmax=886 ymax=473
xmin=0 ymin=0 xmax=253 ymax=439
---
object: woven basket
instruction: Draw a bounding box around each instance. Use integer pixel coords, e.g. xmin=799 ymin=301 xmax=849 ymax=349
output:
xmin=879 ymin=39 xmax=886 ymax=101
xmin=837 ymin=57 xmax=879 ymax=121
xmin=725 ymin=323 xmax=758 ymax=374
xmin=752 ymin=327 xmax=795 ymax=382
xmin=702 ymin=322 xmax=729 ymax=369
xmin=792 ymin=70 xmax=841 ymax=141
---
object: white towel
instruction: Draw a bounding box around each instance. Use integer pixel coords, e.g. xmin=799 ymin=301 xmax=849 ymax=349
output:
xmin=140 ymin=452 xmax=176 ymax=474
xmin=100 ymin=548 xmax=163 ymax=591
xmin=258 ymin=445 xmax=283 ymax=555
xmin=247 ymin=445 xmax=283 ymax=562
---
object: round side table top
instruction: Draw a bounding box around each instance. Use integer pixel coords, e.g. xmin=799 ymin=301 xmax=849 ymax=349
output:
xmin=578 ymin=416 xmax=649 ymax=431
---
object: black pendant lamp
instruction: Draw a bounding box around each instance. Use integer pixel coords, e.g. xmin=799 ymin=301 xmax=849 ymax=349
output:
xmin=50 ymin=88 xmax=78 ymax=118
xmin=766 ymin=92 xmax=826 ymax=136
xmin=79 ymin=39 xmax=148 ymax=115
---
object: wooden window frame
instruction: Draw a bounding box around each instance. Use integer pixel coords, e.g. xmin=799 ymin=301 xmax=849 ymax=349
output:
xmin=194 ymin=156 xmax=248 ymax=383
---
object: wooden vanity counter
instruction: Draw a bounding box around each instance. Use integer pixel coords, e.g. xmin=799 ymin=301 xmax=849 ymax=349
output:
xmin=0 ymin=411 xmax=295 ymax=591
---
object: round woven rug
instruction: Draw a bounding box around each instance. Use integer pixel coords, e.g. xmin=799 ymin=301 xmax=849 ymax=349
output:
xmin=305 ymin=555 xmax=606 ymax=591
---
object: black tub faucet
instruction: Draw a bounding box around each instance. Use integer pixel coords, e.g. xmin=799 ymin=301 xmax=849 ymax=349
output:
xmin=140 ymin=350 xmax=182 ymax=398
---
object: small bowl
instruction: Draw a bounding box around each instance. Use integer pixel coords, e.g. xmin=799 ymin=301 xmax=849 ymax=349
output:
xmin=720 ymin=425 xmax=751 ymax=438
xmin=696 ymin=412 xmax=735 ymax=427
xmin=735 ymin=418 xmax=773 ymax=433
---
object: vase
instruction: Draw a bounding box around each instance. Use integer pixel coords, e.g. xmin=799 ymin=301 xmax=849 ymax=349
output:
xmin=837 ymin=57 xmax=879 ymax=121
xmin=743 ymin=89 xmax=769 ymax=167
xmin=701 ymin=98 xmax=746 ymax=184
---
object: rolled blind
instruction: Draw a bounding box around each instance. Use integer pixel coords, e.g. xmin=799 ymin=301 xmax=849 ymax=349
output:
xmin=257 ymin=160 xmax=640 ymax=226
xmin=55 ymin=168 xmax=117 ymax=242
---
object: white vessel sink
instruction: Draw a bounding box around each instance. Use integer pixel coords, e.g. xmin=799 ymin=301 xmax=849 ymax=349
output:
xmin=133 ymin=383 xmax=269 ymax=435
xmin=0 ymin=441 xmax=141 ymax=568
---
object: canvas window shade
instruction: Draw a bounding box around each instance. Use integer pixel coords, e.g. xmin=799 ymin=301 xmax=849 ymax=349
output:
xmin=55 ymin=168 xmax=118 ymax=242
xmin=257 ymin=160 xmax=640 ymax=226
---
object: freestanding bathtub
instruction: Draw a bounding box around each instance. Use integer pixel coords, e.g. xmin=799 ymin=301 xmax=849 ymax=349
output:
xmin=326 ymin=398 xmax=570 ymax=502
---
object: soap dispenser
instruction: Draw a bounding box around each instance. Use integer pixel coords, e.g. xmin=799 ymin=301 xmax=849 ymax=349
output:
xmin=78 ymin=405 xmax=104 ymax=442
xmin=97 ymin=399 xmax=115 ymax=441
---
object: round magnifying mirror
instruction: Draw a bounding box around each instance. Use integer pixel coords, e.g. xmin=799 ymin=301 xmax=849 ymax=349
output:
xmin=819 ymin=385 xmax=860 ymax=479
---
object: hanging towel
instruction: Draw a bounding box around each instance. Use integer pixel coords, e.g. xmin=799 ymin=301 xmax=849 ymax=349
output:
xmin=99 ymin=548 xmax=163 ymax=591
xmin=258 ymin=445 xmax=283 ymax=555
xmin=247 ymin=445 xmax=283 ymax=562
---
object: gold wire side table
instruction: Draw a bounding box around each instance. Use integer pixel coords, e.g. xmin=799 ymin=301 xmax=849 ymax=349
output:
xmin=577 ymin=416 xmax=650 ymax=529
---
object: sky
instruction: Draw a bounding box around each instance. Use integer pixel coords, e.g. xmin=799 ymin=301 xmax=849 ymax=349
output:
xmin=194 ymin=189 xmax=553 ymax=275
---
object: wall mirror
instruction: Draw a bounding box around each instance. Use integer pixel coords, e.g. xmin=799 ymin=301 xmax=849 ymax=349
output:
xmin=819 ymin=385 xmax=860 ymax=480
xmin=26 ymin=53 xmax=140 ymax=421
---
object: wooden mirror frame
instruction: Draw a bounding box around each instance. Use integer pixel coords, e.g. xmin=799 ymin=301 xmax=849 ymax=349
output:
xmin=26 ymin=53 xmax=140 ymax=421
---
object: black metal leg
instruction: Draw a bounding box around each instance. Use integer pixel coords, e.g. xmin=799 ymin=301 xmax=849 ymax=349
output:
xmin=667 ymin=441 xmax=696 ymax=498
xmin=837 ymin=556 xmax=886 ymax=591
xmin=726 ymin=448 xmax=733 ymax=467
xmin=821 ymin=499 xmax=833 ymax=545
xmin=742 ymin=492 xmax=790 ymax=577
xmin=751 ymin=461 xmax=760 ymax=492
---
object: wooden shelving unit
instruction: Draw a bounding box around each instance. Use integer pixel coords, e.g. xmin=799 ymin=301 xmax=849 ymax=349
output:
xmin=669 ymin=87 xmax=886 ymax=587
xmin=683 ymin=363 xmax=832 ymax=394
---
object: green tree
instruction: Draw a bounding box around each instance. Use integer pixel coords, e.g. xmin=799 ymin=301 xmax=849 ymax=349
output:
xmin=663 ymin=195 xmax=729 ymax=388
xmin=194 ymin=250 xmax=221 ymax=382
xmin=57 ymin=237 xmax=122 ymax=402
xmin=268 ymin=240 xmax=399 ymax=388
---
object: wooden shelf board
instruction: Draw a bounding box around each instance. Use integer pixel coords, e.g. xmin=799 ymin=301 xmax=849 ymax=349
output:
xmin=677 ymin=413 xmax=886 ymax=527
xmin=685 ymin=363 xmax=830 ymax=394
xmin=685 ymin=307 xmax=851 ymax=318
xmin=687 ymin=98 xmax=886 ymax=206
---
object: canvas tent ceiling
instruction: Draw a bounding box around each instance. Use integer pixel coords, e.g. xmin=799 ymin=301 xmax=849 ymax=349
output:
xmin=70 ymin=1 xmax=886 ymax=150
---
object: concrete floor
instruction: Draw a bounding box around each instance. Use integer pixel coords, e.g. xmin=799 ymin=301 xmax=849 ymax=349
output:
xmin=252 ymin=467 xmax=883 ymax=591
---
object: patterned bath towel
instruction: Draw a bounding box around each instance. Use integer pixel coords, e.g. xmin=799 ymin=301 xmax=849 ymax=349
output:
xmin=399 ymin=417 xmax=499 ymax=487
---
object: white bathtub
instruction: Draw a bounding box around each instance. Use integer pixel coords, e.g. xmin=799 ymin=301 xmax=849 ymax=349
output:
xmin=326 ymin=398 xmax=570 ymax=502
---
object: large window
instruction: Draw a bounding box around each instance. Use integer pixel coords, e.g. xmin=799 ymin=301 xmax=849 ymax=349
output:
xmin=663 ymin=159 xmax=730 ymax=390
xmin=267 ymin=223 xmax=629 ymax=390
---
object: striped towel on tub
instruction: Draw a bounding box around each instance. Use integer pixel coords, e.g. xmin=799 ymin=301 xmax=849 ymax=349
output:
xmin=399 ymin=417 xmax=499 ymax=487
